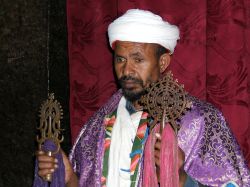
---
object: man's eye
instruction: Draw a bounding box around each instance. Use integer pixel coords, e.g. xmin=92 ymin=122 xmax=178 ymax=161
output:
xmin=116 ymin=57 xmax=126 ymax=63
xmin=134 ymin=58 xmax=143 ymax=63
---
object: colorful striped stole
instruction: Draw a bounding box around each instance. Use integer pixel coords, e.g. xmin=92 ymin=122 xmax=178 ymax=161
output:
xmin=101 ymin=111 xmax=149 ymax=187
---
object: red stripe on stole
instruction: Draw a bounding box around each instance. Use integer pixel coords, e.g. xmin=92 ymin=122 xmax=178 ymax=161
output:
xmin=137 ymin=122 xmax=147 ymax=139
xmin=105 ymin=116 xmax=116 ymax=127
xmin=104 ymin=139 xmax=111 ymax=149
xmin=141 ymin=112 xmax=149 ymax=119
xmin=130 ymin=154 xmax=140 ymax=172
xmin=101 ymin=176 xmax=106 ymax=183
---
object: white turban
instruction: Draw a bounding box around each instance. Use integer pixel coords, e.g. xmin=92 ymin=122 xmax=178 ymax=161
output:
xmin=108 ymin=9 xmax=180 ymax=54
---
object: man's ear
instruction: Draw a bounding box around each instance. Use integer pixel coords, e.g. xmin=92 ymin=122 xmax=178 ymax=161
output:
xmin=159 ymin=53 xmax=171 ymax=73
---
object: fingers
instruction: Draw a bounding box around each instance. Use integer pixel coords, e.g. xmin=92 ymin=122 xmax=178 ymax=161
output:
xmin=38 ymin=160 xmax=58 ymax=170
xmin=37 ymin=151 xmax=58 ymax=166
xmin=153 ymin=132 xmax=187 ymax=184
xmin=155 ymin=133 xmax=161 ymax=140
xmin=36 ymin=150 xmax=58 ymax=179
xmin=154 ymin=133 xmax=161 ymax=153
xmin=154 ymin=133 xmax=161 ymax=167
xmin=154 ymin=149 xmax=160 ymax=167
xmin=155 ymin=133 xmax=161 ymax=182
xmin=38 ymin=168 xmax=56 ymax=177
xmin=154 ymin=133 xmax=161 ymax=150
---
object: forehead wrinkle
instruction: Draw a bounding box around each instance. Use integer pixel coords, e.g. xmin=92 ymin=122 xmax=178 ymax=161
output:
xmin=117 ymin=44 xmax=146 ymax=53
xmin=129 ymin=52 xmax=143 ymax=58
xmin=115 ymin=46 xmax=144 ymax=58
xmin=115 ymin=42 xmax=157 ymax=59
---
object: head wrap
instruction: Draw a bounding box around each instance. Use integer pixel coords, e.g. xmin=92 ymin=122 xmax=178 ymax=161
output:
xmin=108 ymin=9 xmax=180 ymax=54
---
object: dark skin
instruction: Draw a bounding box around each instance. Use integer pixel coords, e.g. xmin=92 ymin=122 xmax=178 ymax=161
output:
xmin=114 ymin=41 xmax=187 ymax=186
xmin=37 ymin=41 xmax=187 ymax=186
xmin=36 ymin=150 xmax=77 ymax=187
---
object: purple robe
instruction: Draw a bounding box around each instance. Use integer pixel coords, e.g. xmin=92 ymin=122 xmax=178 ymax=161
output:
xmin=69 ymin=90 xmax=250 ymax=186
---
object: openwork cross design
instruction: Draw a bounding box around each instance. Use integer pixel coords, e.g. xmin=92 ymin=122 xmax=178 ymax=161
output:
xmin=139 ymin=71 xmax=192 ymax=133
xmin=37 ymin=93 xmax=64 ymax=154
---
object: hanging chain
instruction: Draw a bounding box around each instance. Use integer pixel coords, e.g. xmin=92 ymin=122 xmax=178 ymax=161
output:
xmin=46 ymin=0 xmax=50 ymax=95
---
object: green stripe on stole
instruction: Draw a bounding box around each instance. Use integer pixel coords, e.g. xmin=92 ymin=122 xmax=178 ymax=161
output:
xmin=101 ymin=110 xmax=149 ymax=187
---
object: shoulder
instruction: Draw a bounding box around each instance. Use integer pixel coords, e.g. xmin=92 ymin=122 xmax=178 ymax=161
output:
xmin=177 ymin=95 xmax=224 ymax=143
xmin=178 ymin=95 xmax=250 ymax=186
xmin=187 ymin=95 xmax=224 ymax=121
xmin=178 ymin=94 xmax=231 ymax=157
xmin=95 ymin=89 xmax=123 ymax=117
xmin=178 ymin=95 xmax=228 ymax=141
xmin=69 ymin=90 xmax=122 ymax=158
xmin=76 ymin=90 xmax=122 ymax=137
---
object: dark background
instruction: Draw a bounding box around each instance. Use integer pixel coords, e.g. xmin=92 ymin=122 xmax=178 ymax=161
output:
xmin=0 ymin=0 xmax=71 ymax=186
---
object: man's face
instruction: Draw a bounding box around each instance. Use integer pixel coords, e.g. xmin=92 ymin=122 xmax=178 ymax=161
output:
xmin=114 ymin=41 xmax=161 ymax=102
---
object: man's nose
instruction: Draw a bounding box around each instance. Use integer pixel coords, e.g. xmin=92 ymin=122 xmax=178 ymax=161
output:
xmin=123 ymin=61 xmax=135 ymax=76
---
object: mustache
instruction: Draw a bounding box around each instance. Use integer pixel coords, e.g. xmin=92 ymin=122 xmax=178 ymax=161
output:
xmin=118 ymin=75 xmax=143 ymax=85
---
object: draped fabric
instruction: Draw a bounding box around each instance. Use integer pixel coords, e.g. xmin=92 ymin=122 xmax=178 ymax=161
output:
xmin=67 ymin=0 xmax=250 ymax=166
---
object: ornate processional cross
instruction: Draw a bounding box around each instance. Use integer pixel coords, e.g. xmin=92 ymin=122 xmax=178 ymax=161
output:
xmin=37 ymin=93 xmax=64 ymax=181
xmin=139 ymin=71 xmax=192 ymax=133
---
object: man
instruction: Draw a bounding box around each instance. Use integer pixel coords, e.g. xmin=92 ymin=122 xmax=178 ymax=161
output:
xmin=35 ymin=9 xmax=250 ymax=187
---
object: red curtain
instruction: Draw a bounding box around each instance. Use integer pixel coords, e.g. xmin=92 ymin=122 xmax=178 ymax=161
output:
xmin=67 ymin=0 xmax=250 ymax=166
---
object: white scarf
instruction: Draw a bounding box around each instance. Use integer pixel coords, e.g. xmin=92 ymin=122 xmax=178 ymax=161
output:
xmin=107 ymin=97 xmax=142 ymax=187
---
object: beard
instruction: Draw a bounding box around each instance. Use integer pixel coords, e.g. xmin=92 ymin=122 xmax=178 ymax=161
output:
xmin=118 ymin=75 xmax=147 ymax=102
